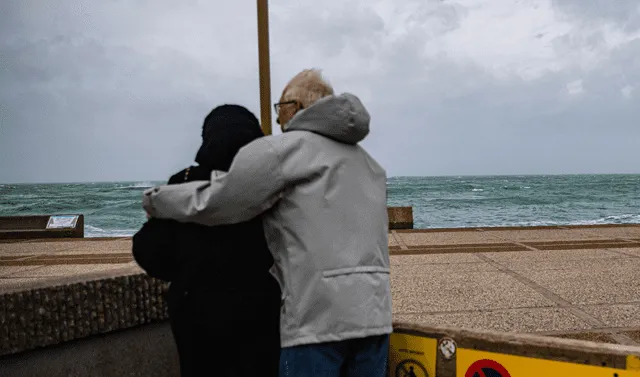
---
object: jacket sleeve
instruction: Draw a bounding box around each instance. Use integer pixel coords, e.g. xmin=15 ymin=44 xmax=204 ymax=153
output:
xmin=142 ymin=138 xmax=285 ymax=226
xmin=132 ymin=219 xmax=183 ymax=281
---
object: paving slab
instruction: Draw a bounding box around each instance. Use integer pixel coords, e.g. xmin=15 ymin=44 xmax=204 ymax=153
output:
xmin=397 ymin=231 xmax=504 ymax=246
xmin=492 ymin=255 xmax=636 ymax=272
xmin=0 ymin=277 xmax=48 ymax=293
xmin=37 ymin=248 xmax=133 ymax=256
xmin=393 ymin=307 xmax=591 ymax=333
xmin=522 ymin=259 xmax=640 ymax=305
xmin=611 ymin=248 xmax=640 ymax=257
xmin=482 ymin=229 xmax=609 ymax=242
xmin=391 ymin=262 xmax=497 ymax=276
xmin=391 ymin=271 xmax=555 ymax=314
xmin=0 ymin=263 xmax=143 ymax=294
xmin=553 ymin=332 xmax=620 ymax=344
xmin=390 ymin=253 xmax=483 ymax=265
xmin=64 ymin=240 xmax=133 ymax=253
xmin=0 ymin=266 xmax=44 ymax=278
xmin=481 ymin=249 xmax=623 ymax=263
xmin=8 ymin=264 xmax=131 ymax=278
xmin=0 ymin=242 xmax=79 ymax=255
xmin=575 ymin=227 xmax=640 ymax=240
xmin=0 ymin=239 xmax=132 ymax=256
xmin=1 ymin=225 xmax=640 ymax=349
xmin=622 ymin=330 xmax=640 ymax=343
xmin=388 ymin=234 xmax=399 ymax=247
xmin=581 ymin=304 xmax=640 ymax=328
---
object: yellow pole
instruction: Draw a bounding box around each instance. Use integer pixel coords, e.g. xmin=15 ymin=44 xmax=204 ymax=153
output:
xmin=257 ymin=0 xmax=272 ymax=135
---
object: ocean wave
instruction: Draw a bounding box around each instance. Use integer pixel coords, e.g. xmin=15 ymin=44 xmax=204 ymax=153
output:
xmin=85 ymin=225 xmax=135 ymax=238
xmin=5 ymin=194 xmax=41 ymax=199
xmin=490 ymin=214 xmax=640 ymax=228
xmin=3 ymin=176 xmax=639 ymax=232
xmin=117 ymin=182 xmax=155 ymax=190
xmin=571 ymin=214 xmax=640 ymax=225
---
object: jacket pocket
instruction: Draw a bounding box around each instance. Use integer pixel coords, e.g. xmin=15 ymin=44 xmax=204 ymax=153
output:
xmin=322 ymin=266 xmax=390 ymax=278
xmin=315 ymin=266 xmax=392 ymax=333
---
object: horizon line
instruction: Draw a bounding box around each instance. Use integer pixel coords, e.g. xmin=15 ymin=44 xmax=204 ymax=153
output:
xmin=2 ymin=172 xmax=640 ymax=185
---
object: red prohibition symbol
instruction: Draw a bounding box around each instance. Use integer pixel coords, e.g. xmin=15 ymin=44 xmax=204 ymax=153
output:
xmin=465 ymin=359 xmax=512 ymax=377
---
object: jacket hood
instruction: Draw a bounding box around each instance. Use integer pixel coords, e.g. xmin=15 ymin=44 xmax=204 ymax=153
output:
xmin=284 ymin=93 xmax=370 ymax=145
xmin=195 ymin=104 xmax=264 ymax=172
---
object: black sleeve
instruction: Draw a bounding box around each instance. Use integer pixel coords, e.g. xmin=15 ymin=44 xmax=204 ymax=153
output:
xmin=132 ymin=219 xmax=185 ymax=281
xmin=168 ymin=168 xmax=189 ymax=185
xmin=131 ymin=169 xmax=192 ymax=281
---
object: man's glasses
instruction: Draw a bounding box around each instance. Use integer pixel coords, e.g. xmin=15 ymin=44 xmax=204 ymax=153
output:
xmin=273 ymin=100 xmax=298 ymax=114
xmin=274 ymin=100 xmax=300 ymax=125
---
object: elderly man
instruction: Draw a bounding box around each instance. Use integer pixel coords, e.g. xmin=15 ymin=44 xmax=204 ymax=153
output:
xmin=143 ymin=69 xmax=392 ymax=377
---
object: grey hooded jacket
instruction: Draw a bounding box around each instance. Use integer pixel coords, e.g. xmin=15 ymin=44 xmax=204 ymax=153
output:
xmin=142 ymin=93 xmax=392 ymax=347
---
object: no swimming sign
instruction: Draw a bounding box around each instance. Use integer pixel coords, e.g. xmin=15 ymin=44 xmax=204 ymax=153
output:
xmin=457 ymin=349 xmax=640 ymax=377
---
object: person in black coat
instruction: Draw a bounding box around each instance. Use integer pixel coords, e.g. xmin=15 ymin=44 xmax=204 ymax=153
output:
xmin=132 ymin=104 xmax=281 ymax=377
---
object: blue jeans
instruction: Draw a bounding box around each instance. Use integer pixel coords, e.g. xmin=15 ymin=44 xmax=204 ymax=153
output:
xmin=279 ymin=334 xmax=390 ymax=377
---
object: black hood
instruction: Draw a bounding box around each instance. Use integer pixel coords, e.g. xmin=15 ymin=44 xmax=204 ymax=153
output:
xmin=195 ymin=105 xmax=264 ymax=172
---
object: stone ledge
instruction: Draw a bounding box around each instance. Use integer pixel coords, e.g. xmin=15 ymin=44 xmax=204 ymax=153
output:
xmin=388 ymin=207 xmax=413 ymax=229
xmin=393 ymin=321 xmax=640 ymax=375
xmin=0 ymin=273 xmax=168 ymax=357
xmin=395 ymin=223 xmax=640 ymax=233
xmin=0 ymin=215 xmax=84 ymax=240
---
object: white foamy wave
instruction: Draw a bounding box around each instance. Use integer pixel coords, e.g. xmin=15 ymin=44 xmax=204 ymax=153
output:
xmin=571 ymin=214 xmax=640 ymax=225
xmin=503 ymin=220 xmax=560 ymax=227
xmin=117 ymin=182 xmax=156 ymax=190
xmin=472 ymin=188 xmax=484 ymax=192
xmin=605 ymin=214 xmax=640 ymax=221
xmin=133 ymin=181 xmax=155 ymax=188
xmin=85 ymin=225 xmax=135 ymax=238
xmin=508 ymin=214 xmax=640 ymax=227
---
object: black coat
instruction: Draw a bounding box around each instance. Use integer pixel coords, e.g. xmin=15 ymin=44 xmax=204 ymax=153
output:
xmin=132 ymin=105 xmax=280 ymax=377
xmin=132 ymin=165 xmax=278 ymax=293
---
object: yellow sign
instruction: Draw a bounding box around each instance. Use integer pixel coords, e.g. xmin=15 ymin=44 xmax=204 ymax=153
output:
xmin=457 ymin=348 xmax=640 ymax=377
xmin=388 ymin=333 xmax=437 ymax=377
xmin=629 ymin=355 xmax=640 ymax=371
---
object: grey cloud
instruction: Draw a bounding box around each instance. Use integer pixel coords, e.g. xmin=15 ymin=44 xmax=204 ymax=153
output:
xmin=357 ymin=19 xmax=640 ymax=176
xmin=406 ymin=1 xmax=465 ymax=36
xmin=0 ymin=16 xmax=259 ymax=182
xmin=272 ymin=1 xmax=386 ymax=59
xmin=1 ymin=0 xmax=639 ymax=183
xmin=552 ymin=0 xmax=640 ymax=31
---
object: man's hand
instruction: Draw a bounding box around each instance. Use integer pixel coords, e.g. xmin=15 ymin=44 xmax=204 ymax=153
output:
xmin=142 ymin=187 xmax=156 ymax=219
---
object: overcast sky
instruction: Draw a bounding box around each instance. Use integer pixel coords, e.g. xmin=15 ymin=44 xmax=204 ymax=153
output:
xmin=1 ymin=0 xmax=639 ymax=183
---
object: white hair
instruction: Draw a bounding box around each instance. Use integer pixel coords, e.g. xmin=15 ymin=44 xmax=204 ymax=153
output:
xmin=282 ymin=69 xmax=334 ymax=108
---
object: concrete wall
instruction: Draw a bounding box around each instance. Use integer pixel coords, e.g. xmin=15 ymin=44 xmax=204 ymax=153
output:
xmin=388 ymin=207 xmax=413 ymax=229
xmin=0 ymin=322 xmax=179 ymax=377
xmin=0 ymin=215 xmax=84 ymax=240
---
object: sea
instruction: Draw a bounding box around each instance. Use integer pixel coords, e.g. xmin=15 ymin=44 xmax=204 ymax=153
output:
xmin=1 ymin=175 xmax=638 ymax=237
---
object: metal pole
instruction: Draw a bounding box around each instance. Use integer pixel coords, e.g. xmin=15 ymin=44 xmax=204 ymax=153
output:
xmin=257 ymin=0 xmax=272 ymax=135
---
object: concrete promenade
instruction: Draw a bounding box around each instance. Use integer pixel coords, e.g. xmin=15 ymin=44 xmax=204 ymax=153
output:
xmin=1 ymin=224 xmax=639 ymax=347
